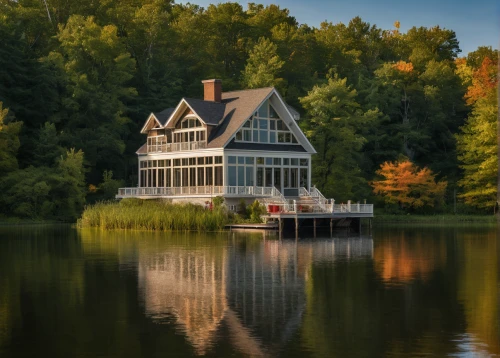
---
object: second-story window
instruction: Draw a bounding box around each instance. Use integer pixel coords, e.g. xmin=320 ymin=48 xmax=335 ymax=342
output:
xmin=235 ymin=100 xmax=298 ymax=144
xmin=171 ymin=115 xmax=207 ymax=150
xmin=180 ymin=117 xmax=203 ymax=129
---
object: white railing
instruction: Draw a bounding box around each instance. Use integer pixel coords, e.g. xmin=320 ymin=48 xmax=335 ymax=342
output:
xmin=117 ymin=186 xmax=280 ymax=198
xmin=147 ymin=141 xmax=207 ymax=153
xmin=333 ymin=203 xmax=373 ymax=214
xmin=299 ymin=187 xmax=310 ymax=197
xmin=262 ymin=187 xmax=295 ymax=213
xmin=309 ymin=186 xmax=328 ymax=212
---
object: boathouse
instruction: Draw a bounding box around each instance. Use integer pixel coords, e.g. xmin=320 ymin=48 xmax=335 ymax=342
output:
xmin=117 ymin=79 xmax=373 ymax=225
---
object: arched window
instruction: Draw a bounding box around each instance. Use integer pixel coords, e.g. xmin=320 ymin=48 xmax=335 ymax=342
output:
xmin=180 ymin=116 xmax=202 ymax=129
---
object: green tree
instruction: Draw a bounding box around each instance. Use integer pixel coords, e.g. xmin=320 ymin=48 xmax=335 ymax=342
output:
xmin=0 ymin=103 xmax=22 ymax=176
xmin=300 ymin=75 xmax=380 ymax=200
xmin=33 ymin=122 xmax=65 ymax=166
xmin=52 ymin=148 xmax=86 ymax=220
xmin=456 ymin=92 xmax=498 ymax=211
xmin=242 ymin=37 xmax=285 ymax=89
xmin=45 ymin=15 xmax=137 ymax=183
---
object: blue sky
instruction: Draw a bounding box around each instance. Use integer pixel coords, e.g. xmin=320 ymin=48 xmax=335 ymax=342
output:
xmin=179 ymin=0 xmax=499 ymax=55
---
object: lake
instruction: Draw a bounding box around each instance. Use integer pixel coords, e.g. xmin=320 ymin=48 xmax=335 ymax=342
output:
xmin=0 ymin=224 xmax=498 ymax=357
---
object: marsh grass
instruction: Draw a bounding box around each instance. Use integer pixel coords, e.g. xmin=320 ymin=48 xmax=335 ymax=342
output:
xmin=78 ymin=199 xmax=230 ymax=231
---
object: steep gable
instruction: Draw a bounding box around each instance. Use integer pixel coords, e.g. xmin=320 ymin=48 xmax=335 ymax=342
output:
xmin=207 ymin=87 xmax=274 ymax=148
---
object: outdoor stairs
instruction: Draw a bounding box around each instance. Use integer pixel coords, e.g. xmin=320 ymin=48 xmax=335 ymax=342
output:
xmin=293 ymin=196 xmax=324 ymax=213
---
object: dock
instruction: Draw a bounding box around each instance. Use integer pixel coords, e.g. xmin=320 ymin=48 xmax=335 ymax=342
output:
xmin=226 ymin=223 xmax=278 ymax=230
xmin=262 ymin=199 xmax=374 ymax=238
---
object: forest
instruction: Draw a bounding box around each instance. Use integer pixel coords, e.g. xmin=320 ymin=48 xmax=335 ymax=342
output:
xmin=0 ymin=0 xmax=498 ymax=221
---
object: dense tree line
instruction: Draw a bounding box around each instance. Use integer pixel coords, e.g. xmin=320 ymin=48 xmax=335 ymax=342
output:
xmin=0 ymin=0 xmax=497 ymax=220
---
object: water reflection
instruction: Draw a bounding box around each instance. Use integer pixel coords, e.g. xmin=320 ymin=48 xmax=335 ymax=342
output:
xmin=457 ymin=229 xmax=499 ymax=355
xmin=0 ymin=225 xmax=498 ymax=357
xmin=139 ymin=247 xmax=228 ymax=355
xmin=136 ymin=234 xmax=373 ymax=356
xmin=374 ymin=229 xmax=447 ymax=285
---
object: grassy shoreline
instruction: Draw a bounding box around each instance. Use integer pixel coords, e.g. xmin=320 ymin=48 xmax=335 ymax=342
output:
xmin=78 ymin=199 xmax=230 ymax=231
xmin=373 ymin=214 xmax=497 ymax=223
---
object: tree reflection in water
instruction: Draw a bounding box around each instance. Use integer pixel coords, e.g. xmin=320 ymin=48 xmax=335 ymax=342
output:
xmin=0 ymin=226 xmax=497 ymax=357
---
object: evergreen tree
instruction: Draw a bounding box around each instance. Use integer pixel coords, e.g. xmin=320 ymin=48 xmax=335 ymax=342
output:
xmin=242 ymin=37 xmax=285 ymax=90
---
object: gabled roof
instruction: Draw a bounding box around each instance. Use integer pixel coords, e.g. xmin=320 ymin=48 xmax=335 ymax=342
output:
xmin=139 ymin=86 xmax=315 ymax=153
xmin=140 ymin=113 xmax=163 ymax=134
xmin=154 ymin=108 xmax=175 ymax=126
xmin=207 ymin=87 xmax=274 ymax=149
xmin=286 ymin=104 xmax=300 ymax=121
xmin=183 ymin=98 xmax=226 ymax=126
xmin=136 ymin=143 xmax=147 ymax=155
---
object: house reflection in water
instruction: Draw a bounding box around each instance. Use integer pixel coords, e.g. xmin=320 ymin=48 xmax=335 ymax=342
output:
xmin=138 ymin=248 xmax=228 ymax=355
xmin=137 ymin=236 xmax=373 ymax=355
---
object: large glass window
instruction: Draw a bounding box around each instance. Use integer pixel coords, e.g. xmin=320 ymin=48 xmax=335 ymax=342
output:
xmin=228 ymin=166 xmax=236 ymax=186
xmin=215 ymin=166 xmax=223 ymax=186
xmin=246 ymin=167 xmax=254 ymax=186
xmin=234 ymin=100 xmax=298 ymax=144
xmin=237 ymin=166 xmax=245 ymax=186
xmin=257 ymin=168 xmax=264 ymax=186
xmin=139 ymin=156 xmax=224 ymax=189
xmin=206 ymin=167 xmax=213 ymax=186
xmin=265 ymin=168 xmax=272 ymax=187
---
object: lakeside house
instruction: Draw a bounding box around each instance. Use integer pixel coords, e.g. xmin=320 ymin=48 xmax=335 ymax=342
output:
xmin=117 ymin=79 xmax=372 ymax=217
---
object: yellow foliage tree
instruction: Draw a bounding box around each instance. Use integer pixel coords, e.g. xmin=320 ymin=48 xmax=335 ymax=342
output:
xmin=372 ymin=160 xmax=447 ymax=209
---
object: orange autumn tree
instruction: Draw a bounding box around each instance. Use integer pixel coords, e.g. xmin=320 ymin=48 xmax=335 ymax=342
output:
xmin=371 ymin=160 xmax=447 ymax=209
xmin=464 ymin=57 xmax=498 ymax=105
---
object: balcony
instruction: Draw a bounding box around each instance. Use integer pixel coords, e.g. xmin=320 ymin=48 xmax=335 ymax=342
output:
xmin=147 ymin=141 xmax=207 ymax=153
xmin=116 ymin=186 xmax=279 ymax=198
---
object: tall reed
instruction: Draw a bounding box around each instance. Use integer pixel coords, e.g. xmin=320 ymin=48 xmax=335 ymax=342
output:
xmin=78 ymin=199 xmax=230 ymax=231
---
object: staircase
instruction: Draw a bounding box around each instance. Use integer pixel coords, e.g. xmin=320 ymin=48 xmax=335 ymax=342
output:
xmin=293 ymin=195 xmax=323 ymax=213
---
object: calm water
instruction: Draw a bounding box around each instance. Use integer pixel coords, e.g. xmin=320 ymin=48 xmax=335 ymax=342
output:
xmin=0 ymin=224 xmax=498 ymax=357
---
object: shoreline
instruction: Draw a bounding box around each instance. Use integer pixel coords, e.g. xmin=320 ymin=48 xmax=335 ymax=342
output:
xmin=373 ymin=214 xmax=497 ymax=224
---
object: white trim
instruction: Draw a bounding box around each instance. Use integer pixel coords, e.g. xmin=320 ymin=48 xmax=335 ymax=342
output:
xmin=269 ymin=91 xmax=316 ymax=154
xmin=141 ymin=148 xmax=224 ymax=160
xmin=140 ymin=113 xmax=162 ymax=134
xmin=222 ymin=89 xmax=316 ymax=154
xmin=224 ymin=149 xmax=310 ymax=158
xmin=221 ymin=91 xmax=274 ymax=148
xmin=163 ymin=98 xmax=208 ymax=128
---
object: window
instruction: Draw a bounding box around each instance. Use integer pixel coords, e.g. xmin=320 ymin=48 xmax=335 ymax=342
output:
xmin=228 ymin=166 xmax=236 ymax=186
xmin=238 ymin=166 xmax=245 ymax=186
xmin=246 ymin=167 xmax=254 ymax=186
xmin=234 ymin=100 xmax=299 ymax=145
xmin=180 ymin=117 xmax=202 ymax=129
xmin=215 ymin=166 xmax=223 ymax=186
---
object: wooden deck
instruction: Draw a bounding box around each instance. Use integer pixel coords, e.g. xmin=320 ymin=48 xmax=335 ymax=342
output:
xmin=226 ymin=223 xmax=278 ymax=230
xmin=265 ymin=211 xmax=374 ymax=219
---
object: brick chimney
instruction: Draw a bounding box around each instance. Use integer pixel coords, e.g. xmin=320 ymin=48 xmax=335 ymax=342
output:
xmin=202 ymin=79 xmax=222 ymax=102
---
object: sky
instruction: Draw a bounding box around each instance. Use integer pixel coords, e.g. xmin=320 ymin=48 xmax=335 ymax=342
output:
xmin=179 ymin=0 xmax=499 ymax=55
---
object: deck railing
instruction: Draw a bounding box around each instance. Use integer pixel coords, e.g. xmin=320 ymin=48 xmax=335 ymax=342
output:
xmin=147 ymin=141 xmax=207 ymax=153
xmin=332 ymin=203 xmax=373 ymax=214
xmin=117 ymin=186 xmax=279 ymax=198
xmin=116 ymin=186 xmax=374 ymax=214
xmin=309 ymin=186 xmax=329 ymax=212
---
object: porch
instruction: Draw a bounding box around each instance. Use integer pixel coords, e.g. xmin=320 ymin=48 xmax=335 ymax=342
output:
xmin=116 ymin=186 xmax=281 ymax=199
